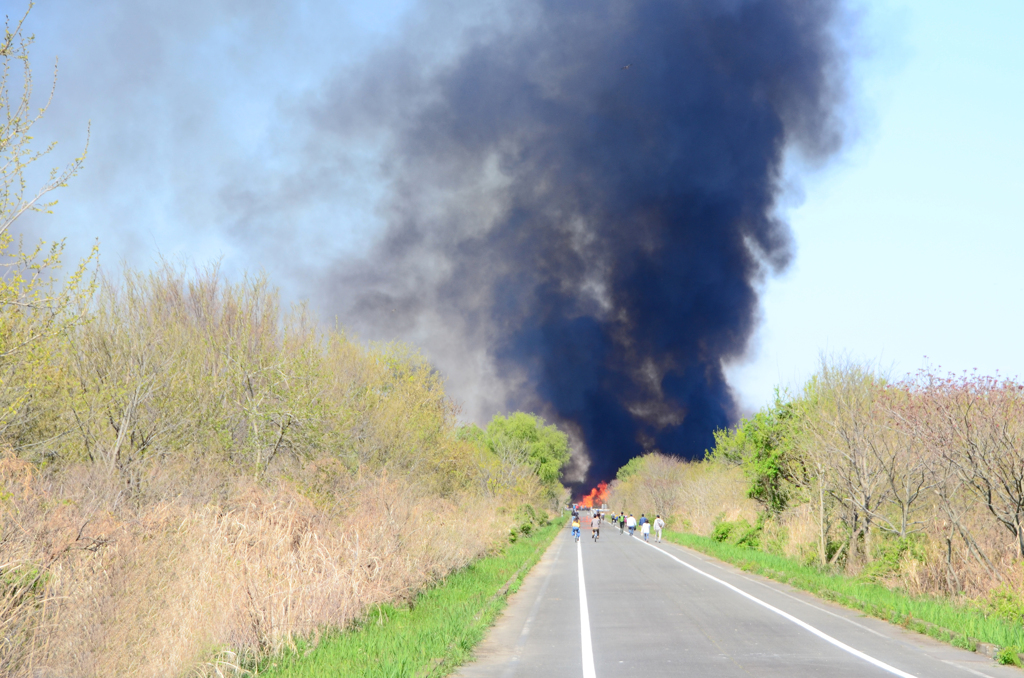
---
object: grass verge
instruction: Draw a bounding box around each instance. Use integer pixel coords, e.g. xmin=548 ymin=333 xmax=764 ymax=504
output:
xmin=257 ymin=521 xmax=562 ymax=678
xmin=662 ymin=530 xmax=1024 ymax=662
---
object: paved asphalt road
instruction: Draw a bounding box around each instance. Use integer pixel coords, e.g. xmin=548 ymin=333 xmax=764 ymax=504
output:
xmin=456 ymin=520 xmax=1020 ymax=678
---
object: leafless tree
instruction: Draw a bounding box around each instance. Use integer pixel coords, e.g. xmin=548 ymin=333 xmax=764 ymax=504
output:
xmin=803 ymin=357 xmax=891 ymax=567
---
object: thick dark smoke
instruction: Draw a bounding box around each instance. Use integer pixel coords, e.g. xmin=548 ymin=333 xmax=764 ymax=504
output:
xmin=24 ymin=0 xmax=848 ymax=488
xmin=321 ymin=0 xmax=848 ymax=487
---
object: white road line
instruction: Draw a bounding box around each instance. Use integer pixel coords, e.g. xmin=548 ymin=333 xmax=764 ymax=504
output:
xmin=577 ymin=539 xmax=597 ymax=678
xmin=670 ymin=545 xmax=998 ymax=678
xmin=941 ymin=659 xmax=999 ymax=678
xmin=636 ymin=539 xmax=917 ymax=678
xmin=675 ymin=549 xmax=884 ymax=632
xmin=728 ymin=566 xmax=890 ymax=639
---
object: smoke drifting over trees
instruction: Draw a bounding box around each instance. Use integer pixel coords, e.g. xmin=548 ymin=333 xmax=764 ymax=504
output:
xmin=23 ymin=0 xmax=851 ymax=487
xmin=320 ymin=0 xmax=850 ymax=486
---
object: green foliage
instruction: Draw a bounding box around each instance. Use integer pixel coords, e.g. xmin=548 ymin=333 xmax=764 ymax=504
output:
xmin=258 ymin=521 xmax=560 ymax=677
xmin=997 ymin=646 xmax=1022 ymax=667
xmin=708 ymin=389 xmax=801 ymax=515
xmin=711 ymin=517 xmax=735 ymax=543
xmin=615 ymin=455 xmax=647 ymax=481
xmin=508 ymin=503 xmax=548 ymax=542
xmin=455 ymin=423 xmax=487 ymax=447
xmin=710 ymin=517 xmax=763 ymax=549
xmin=458 ymin=413 xmax=569 ymax=504
xmin=456 ymin=414 xmax=570 ymax=507
xmin=761 ymin=522 xmax=789 ymax=556
xmin=514 ymin=503 xmax=544 ymax=533
xmin=0 ymin=234 xmax=96 ymax=445
xmin=484 ymin=412 xmax=569 ymax=488
xmin=859 ymin=535 xmax=927 ymax=582
xmin=0 ymin=563 xmax=47 ymax=607
xmin=978 ymin=586 xmax=1024 ymax=626
xmin=0 ymin=6 xmax=97 ymax=449
xmin=0 ymin=259 xmax=564 ymax=507
xmin=951 ymin=634 xmax=977 ymax=652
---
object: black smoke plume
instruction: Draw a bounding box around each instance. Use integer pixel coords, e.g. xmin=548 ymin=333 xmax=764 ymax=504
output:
xmin=320 ymin=0 xmax=848 ymax=489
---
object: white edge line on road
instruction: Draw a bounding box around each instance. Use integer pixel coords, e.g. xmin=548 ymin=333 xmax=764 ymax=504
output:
xmin=940 ymin=659 xmax=999 ymax=678
xmin=636 ymin=538 xmax=917 ymax=678
xmin=675 ymin=546 xmax=1001 ymax=678
xmin=731 ymin=567 xmax=890 ymax=639
xmin=577 ymin=538 xmax=597 ymax=678
xmin=676 ymin=549 xmax=889 ymax=638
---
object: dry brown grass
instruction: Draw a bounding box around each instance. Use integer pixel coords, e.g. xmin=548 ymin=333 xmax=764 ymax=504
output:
xmin=0 ymin=459 xmax=506 ymax=678
xmin=674 ymin=463 xmax=757 ymax=534
xmin=606 ymin=452 xmax=1023 ymax=608
xmin=763 ymin=496 xmax=1023 ymax=604
xmin=0 ymin=261 xmax=556 ymax=677
xmin=605 ymin=455 xmax=757 ymax=535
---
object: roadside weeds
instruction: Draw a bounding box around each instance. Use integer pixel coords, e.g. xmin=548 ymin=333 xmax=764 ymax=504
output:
xmin=254 ymin=521 xmax=562 ymax=677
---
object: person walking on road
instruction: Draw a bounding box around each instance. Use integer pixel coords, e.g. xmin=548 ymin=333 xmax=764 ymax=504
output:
xmin=571 ymin=515 xmax=581 ymax=542
xmin=641 ymin=518 xmax=651 ymax=542
xmin=618 ymin=513 xmax=625 ymax=534
xmin=654 ymin=515 xmax=665 ymax=543
xmin=626 ymin=513 xmax=636 ymax=536
xmin=591 ymin=512 xmax=601 ymax=542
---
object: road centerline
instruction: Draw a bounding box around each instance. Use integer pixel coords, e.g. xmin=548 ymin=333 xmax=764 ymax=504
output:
xmin=577 ymin=538 xmax=597 ymax=678
xmin=635 ymin=538 xmax=917 ymax=678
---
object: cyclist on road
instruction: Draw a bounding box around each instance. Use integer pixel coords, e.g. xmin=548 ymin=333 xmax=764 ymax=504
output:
xmin=572 ymin=515 xmax=581 ymax=542
xmin=591 ymin=511 xmax=601 ymax=542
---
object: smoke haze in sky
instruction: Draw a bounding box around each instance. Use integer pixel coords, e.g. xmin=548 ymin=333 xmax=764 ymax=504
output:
xmin=21 ymin=0 xmax=851 ymax=487
xmin=313 ymin=0 xmax=850 ymax=485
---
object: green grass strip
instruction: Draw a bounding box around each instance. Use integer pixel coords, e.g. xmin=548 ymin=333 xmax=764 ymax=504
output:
xmin=258 ymin=521 xmax=562 ymax=678
xmin=662 ymin=530 xmax=1024 ymax=655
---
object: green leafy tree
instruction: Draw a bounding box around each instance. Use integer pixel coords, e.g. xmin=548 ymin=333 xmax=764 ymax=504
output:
xmin=615 ymin=455 xmax=647 ymax=481
xmin=709 ymin=389 xmax=802 ymax=515
xmin=484 ymin=412 xmax=569 ymax=488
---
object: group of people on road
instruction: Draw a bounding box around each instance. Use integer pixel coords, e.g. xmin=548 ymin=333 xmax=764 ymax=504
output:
xmin=570 ymin=509 xmax=604 ymax=543
xmin=572 ymin=508 xmax=666 ymax=543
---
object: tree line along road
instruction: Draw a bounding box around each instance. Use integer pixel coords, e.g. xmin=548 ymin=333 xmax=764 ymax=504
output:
xmin=456 ymin=520 xmax=1019 ymax=678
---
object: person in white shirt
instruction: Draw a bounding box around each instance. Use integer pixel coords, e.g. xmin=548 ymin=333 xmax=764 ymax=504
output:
xmin=654 ymin=515 xmax=666 ymax=543
xmin=625 ymin=513 xmax=637 ymax=536
xmin=640 ymin=519 xmax=651 ymax=542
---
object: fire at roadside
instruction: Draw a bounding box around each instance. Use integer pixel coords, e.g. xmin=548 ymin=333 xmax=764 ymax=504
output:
xmin=578 ymin=481 xmax=608 ymax=510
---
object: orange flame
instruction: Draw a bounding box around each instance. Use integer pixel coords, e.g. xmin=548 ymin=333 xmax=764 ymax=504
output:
xmin=579 ymin=481 xmax=608 ymax=509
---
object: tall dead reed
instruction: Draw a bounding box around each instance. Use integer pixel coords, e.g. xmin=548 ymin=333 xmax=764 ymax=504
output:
xmin=0 ymin=264 xmax=547 ymax=677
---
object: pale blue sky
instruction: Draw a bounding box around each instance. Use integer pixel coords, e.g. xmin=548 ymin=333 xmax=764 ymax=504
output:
xmin=728 ymin=0 xmax=1024 ymax=410
xmin=18 ymin=0 xmax=1024 ymax=415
